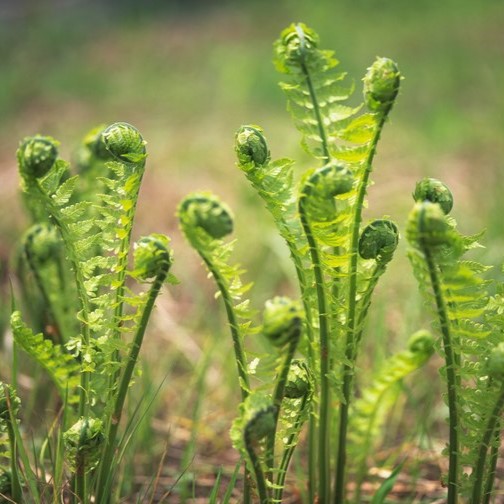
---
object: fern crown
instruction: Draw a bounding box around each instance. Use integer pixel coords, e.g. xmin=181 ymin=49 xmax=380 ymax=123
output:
xmin=235 ymin=125 xmax=270 ymax=168
xmin=178 ymin=192 xmax=234 ymax=239
xmin=363 ymin=57 xmax=401 ymax=112
xmin=413 ymin=177 xmax=454 ymax=215
xmin=262 ymin=296 xmax=303 ymax=347
xmin=17 ymin=135 xmax=59 ymax=179
xmin=101 ymin=122 xmax=147 ymax=165
xmin=358 ymin=219 xmax=399 ymax=264
xmin=133 ymin=234 xmax=173 ymax=280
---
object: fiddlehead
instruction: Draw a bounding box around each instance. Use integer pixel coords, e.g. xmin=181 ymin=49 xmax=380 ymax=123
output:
xmin=362 ymin=57 xmax=401 ymax=114
xmin=413 ymin=177 xmax=454 ymax=215
xmin=407 ymin=183 xmax=499 ymax=502
xmin=231 ymin=393 xmax=277 ymax=504
xmin=262 ymin=297 xmax=303 ymax=478
xmin=178 ymin=192 xmax=251 ymax=397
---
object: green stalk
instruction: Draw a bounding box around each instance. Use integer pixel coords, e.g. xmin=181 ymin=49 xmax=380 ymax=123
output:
xmin=274 ymin=393 xmax=309 ymax=503
xmin=201 ymin=253 xmax=250 ymax=399
xmin=5 ymin=421 xmax=22 ymax=502
xmin=421 ymin=246 xmax=459 ymax=504
xmin=299 ymin=202 xmax=331 ymax=503
xmin=333 ymin=112 xmax=388 ymax=504
xmin=470 ymin=385 xmax=504 ymax=504
xmin=482 ymin=426 xmax=500 ymax=504
xmin=244 ymin=433 xmax=269 ymax=504
xmin=5 ymin=395 xmax=40 ymax=501
xmin=200 ymin=253 xmax=252 ymax=503
xmin=265 ymin=331 xmax=301 ymax=479
xmin=96 ymin=264 xmax=168 ymax=503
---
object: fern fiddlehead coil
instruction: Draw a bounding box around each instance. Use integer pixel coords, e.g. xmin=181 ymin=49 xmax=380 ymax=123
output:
xmin=101 ymin=122 xmax=147 ymax=165
xmin=179 ymin=192 xmax=234 ymax=241
xmin=235 ymin=125 xmax=271 ymax=168
xmin=413 ymin=177 xmax=454 ymax=215
xmin=17 ymin=135 xmax=59 ymax=180
xmin=263 ymin=296 xmax=303 ymax=348
xmin=363 ymin=57 xmax=401 ymax=114
xmin=358 ymin=219 xmax=399 ymax=265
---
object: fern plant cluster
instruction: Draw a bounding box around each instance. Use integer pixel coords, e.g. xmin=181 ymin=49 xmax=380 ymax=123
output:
xmin=0 ymin=20 xmax=503 ymax=504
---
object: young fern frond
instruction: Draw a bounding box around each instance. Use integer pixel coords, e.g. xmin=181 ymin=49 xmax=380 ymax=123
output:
xmin=407 ymin=180 xmax=503 ymax=502
xmin=274 ymin=23 xmax=358 ymax=162
xmin=178 ymin=192 xmax=253 ymax=399
xmin=10 ymin=311 xmax=80 ymax=403
xmin=348 ymin=330 xmax=435 ymax=501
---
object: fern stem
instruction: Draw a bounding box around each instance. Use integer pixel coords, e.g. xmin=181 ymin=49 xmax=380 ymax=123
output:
xmin=96 ymin=264 xmax=168 ymax=503
xmin=299 ymin=203 xmax=331 ymax=503
xmin=201 ymin=253 xmax=250 ymax=399
xmin=333 ymin=112 xmax=387 ymax=504
xmin=422 ymin=246 xmax=459 ymax=504
xmin=199 ymin=252 xmax=252 ymax=502
xmin=470 ymin=385 xmax=504 ymax=504
xmin=5 ymin=420 xmax=22 ymax=502
xmin=265 ymin=332 xmax=301 ymax=480
xmin=482 ymin=426 xmax=500 ymax=504
xmin=274 ymin=393 xmax=309 ymax=502
xmin=244 ymin=433 xmax=269 ymax=504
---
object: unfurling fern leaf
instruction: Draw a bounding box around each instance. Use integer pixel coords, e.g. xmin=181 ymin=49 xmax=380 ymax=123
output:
xmin=10 ymin=311 xmax=80 ymax=403
xmin=178 ymin=192 xmax=253 ymax=399
xmin=348 ymin=330 xmax=435 ymax=501
xmin=407 ymin=183 xmax=503 ymax=502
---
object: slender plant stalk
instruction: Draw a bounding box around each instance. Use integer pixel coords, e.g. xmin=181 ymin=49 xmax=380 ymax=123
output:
xmin=244 ymin=434 xmax=269 ymax=504
xmin=274 ymin=393 xmax=309 ymax=503
xmin=299 ymin=203 xmax=331 ymax=503
xmin=5 ymin=420 xmax=22 ymax=502
xmin=5 ymin=394 xmax=40 ymax=501
xmin=199 ymin=252 xmax=252 ymax=503
xmin=482 ymin=426 xmax=500 ymax=504
xmin=470 ymin=386 xmax=504 ymax=504
xmin=96 ymin=264 xmax=168 ymax=503
xmin=333 ymin=112 xmax=388 ymax=504
xmin=422 ymin=246 xmax=459 ymax=504
xmin=265 ymin=331 xmax=300 ymax=479
xmin=201 ymin=253 xmax=250 ymax=399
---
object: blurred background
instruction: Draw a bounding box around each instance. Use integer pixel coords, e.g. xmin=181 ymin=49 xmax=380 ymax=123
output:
xmin=0 ymin=0 xmax=503 ymax=500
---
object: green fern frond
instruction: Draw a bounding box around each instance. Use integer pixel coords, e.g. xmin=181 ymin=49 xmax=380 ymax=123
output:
xmin=348 ymin=330 xmax=435 ymax=480
xmin=10 ymin=311 xmax=80 ymax=403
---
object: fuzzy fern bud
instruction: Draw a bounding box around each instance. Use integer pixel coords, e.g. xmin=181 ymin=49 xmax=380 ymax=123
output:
xmin=17 ymin=135 xmax=58 ymax=179
xmin=235 ymin=125 xmax=270 ymax=167
xmin=363 ymin=57 xmax=401 ymax=113
xmin=0 ymin=383 xmax=20 ymax=422
xmin=178 ymin=192 xmax=234 ymax=239
xmin=413 ymin=177 xmax=453 ymax=215
xmin=263 ymin=296 xmax=303 ymax=347
xmin=284 ymin=359 xmax=313 ymax=399
xmin=24 ymin=224 xmax=61 ymax=264
xmin=407 ymin=329 xmax=435 ymax=356
xmin=359 ymin=219 xmax=399 ymax=264
xmin=487 ymin=343 xmax=504 ymax=382
xmin=63 ymin=417 xmax=104 ymax=473
xmin=133 ymin=234 xmax=173 ymax=281
xmin=300 ymin=163 xmax=354 ymax=222
xmin=274 ymin=22 xmax=320 ymax=72
xmin=101 ymin=122 xmax=147 ymax=165
xmin=407 ymin=201 xmax=453 ymax=248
